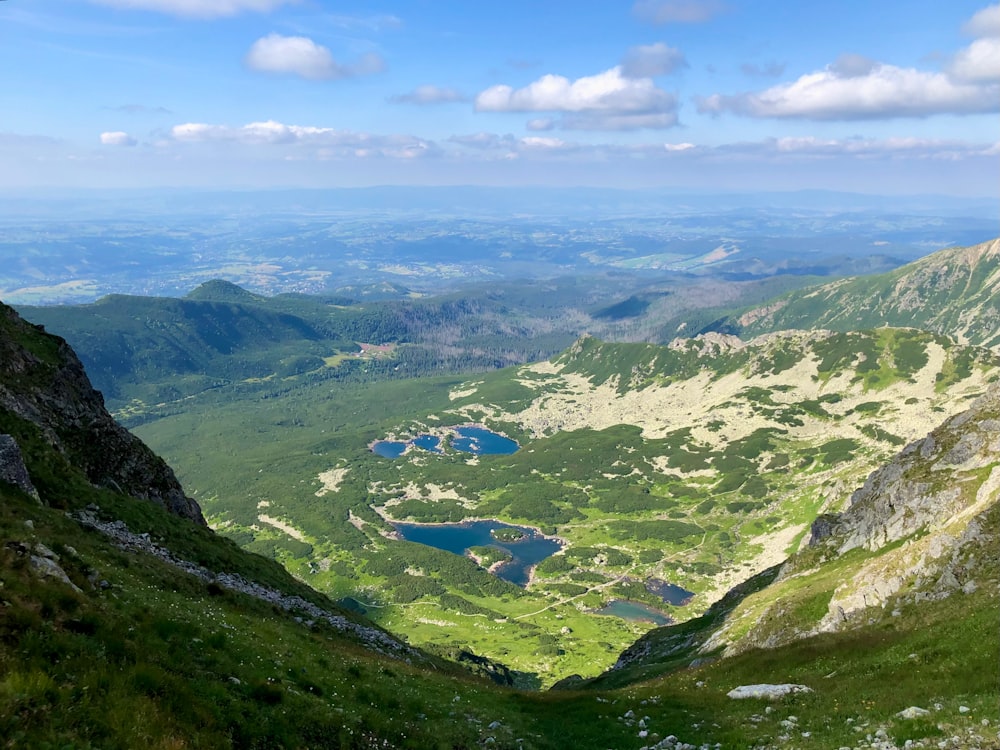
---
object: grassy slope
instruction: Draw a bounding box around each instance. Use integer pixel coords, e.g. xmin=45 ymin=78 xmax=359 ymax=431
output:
xmin=3 ymin=481 xmax=996 ymax=749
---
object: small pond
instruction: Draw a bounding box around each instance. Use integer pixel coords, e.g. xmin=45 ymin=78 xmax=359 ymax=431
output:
xmin=596 ymin=600 xmax=672 ymax=626
xmin=371 ymin=425 xmax=519 ymax=458
xmin=392 ymin=519 xmax=561 ymax=587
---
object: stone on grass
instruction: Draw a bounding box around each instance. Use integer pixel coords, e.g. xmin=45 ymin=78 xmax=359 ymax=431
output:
xmin=897 ymin=706 xmax=931 ymax=719
xmin=727 ymin=684 xmax=813 ymax=700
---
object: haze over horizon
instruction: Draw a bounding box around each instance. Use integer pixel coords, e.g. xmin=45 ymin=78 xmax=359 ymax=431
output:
xmin=1 ymin=0 xmax=998 ymax=195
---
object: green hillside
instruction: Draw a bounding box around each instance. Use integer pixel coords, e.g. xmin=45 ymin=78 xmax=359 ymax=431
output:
xmin=724 ymin=237 xmax=1000 ymax=349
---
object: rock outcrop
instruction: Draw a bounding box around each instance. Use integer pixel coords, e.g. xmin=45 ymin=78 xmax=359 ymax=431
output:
xmin=0 ymin=433 xmax=39 ymax=499
xmin=0 ymin=302 xmax=205 ymax=524
xmin=801 ymin=385 xmax=999 ymax=631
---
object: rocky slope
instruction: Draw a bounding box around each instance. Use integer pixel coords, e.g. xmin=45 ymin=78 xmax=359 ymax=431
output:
xmin=721 ymin=237 xmax=1000 ymax=349
xmin=0 ymin=301 xmax=204 ymax=523
xmin=606 ymin=382 xmax=998 ymax=677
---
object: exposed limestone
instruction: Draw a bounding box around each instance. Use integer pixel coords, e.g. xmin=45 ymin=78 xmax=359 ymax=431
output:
xmin=257 ymin=514 xmax=309 ymax=543
xmin=315 ymin=466 xmax=349 ymax=496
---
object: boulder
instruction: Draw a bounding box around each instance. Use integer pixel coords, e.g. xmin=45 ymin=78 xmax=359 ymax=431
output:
xmin=727 ymin=684 xmax=813 ymax=700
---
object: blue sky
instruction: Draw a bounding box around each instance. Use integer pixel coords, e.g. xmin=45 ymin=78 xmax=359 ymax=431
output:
xmin=1 ymin=0 xmax=998 ymax=194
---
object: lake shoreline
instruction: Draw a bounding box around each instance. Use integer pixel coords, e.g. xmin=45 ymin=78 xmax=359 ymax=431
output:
xmin=372 ymin=506 xmax=568 ymax=548
xmin=369 ymin=422 xmax=521 ymax=457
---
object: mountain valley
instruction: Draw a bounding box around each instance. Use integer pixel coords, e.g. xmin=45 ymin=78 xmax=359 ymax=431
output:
xmin=1 ymin=236 xmax=998 ymax=748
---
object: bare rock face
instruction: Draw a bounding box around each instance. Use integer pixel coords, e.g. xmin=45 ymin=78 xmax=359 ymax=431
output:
xmin=811 ymin=385 xmax=1000 ymax=555
xmin=0 ymin=434 xmax=39 ymax=500
xmin=0 ymin=302 xmax=205 ymax=525
xmin=805 ymin=384 xmax=999 ymax=631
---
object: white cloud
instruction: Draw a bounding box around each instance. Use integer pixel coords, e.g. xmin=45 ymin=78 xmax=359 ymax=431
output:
xmin=949 ymin=37 xmax=1000 ymax=82
xmin=700 ymin=6 xmax=1000 ymax=121
xmin=696 ymin=62 xmax=999 ymax=120
xmin=389 ymin=85 xmax=466 ymax=105
xmin=90 ymin=0 xmax=297 ymax=19
xmin=245 ymin=34 xmax=385 ymax=80
xmin=963 ymin=3 xmax=1000 ymax=37
xmin=100 ymin=131 xmax=138 ymax=146
xmin=475 ymin=67 xmax=678 ymax=130
xmin=632 ymin=0 xmax=726 ymax=24
xmin=621 ymin=42 xmax=688 ymax=77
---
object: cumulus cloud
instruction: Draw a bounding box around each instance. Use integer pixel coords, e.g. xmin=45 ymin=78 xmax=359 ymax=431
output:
xmin=100 ymin=131 xmax=138 ymax=146
xmin=475 ymin=66 xmax=678 ymax=130
xmin=621 ymin=43 xmax=688 ymax=77
xmin=632 ymin=0 xmax=726 ymax=24
xmin=169 ymin=120 xmax=435 ymax=159
xmin=245 ymin=34 xmax=385 ymax=80
xmin=700 ymin=6 xmax=1000 ymax=121
xmin=90 ymin=0 xmax=297 ymax=19
xmin=963 ymin=3 xmax=1000 ymax=37
xmin=949 ymin=37 xmax=1000 ymax=82
xmin=389 ymin=85 xmax=466 ymax=105
xmin=696 ymin=62 xmax=999 ymax=120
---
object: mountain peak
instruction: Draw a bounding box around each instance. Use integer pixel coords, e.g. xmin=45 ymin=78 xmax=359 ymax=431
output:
xmin=185 ymin=279 xmax=263 ymax=304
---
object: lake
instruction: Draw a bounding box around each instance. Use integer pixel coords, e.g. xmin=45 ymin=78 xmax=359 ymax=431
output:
xmin=393 ymin=519 xmax=562 ymax=587
xmin=450 ymin=426 xmax=519 ymax=455
xmin=645 ymin=579 xmax=694 ymax=606
xmin=596 ymin=600 xmax=672 ymax=626
xmin=371 ymin=425 xmax=519 ymax=458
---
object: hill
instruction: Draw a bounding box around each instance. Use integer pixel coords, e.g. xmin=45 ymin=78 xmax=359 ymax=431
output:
xmin=720 ymin=237 xmax=1000 ymax=349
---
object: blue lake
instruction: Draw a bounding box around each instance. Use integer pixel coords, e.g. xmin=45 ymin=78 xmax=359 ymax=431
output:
xmin=372 ymin=426 xmax=519 ymax=458
xmin=393 ymin=520 xmax=562 ymax=587
xmin=646 ymin=579 xmax=694 ymax=606
xmin=450 ymin=426 xmax=520 ymax=455
xmin=371 ymin=440 xmax=407 ymax=458
xmin=596 ymin=600 xmax=672 ymax=626
xmin=411 ymin=434 xmax=443 ymax=453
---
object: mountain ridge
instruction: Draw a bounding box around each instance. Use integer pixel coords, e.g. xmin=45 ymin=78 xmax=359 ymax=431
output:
xmin=723 ymin=237 xmax=1000 ymax=349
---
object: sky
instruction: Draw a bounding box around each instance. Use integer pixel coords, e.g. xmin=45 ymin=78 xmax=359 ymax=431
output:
xmin=1 ymin=0 xmax=998 ymax=195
